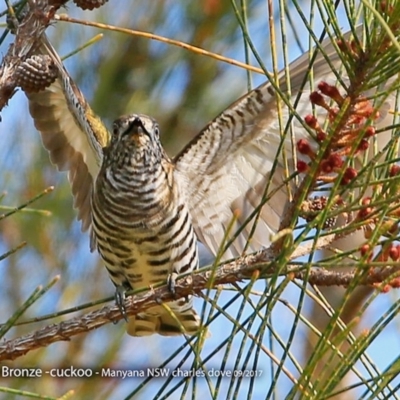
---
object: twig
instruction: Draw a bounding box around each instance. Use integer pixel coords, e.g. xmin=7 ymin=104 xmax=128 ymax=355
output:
xmin=55 ymin=14 xmax=265 ymax=75
xmin=1 ymin=248 xmax=399 ymax=361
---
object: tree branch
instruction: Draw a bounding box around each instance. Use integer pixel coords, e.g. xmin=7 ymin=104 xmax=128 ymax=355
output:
xmin=2 ymin=247 xmax=400 ymax=361
xmin=0 ymin=0 xmax=68 ymax=111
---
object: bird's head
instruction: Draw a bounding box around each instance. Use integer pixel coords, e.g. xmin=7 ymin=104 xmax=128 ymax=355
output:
xmin=104 ymin=114 xmax=165 ymax=167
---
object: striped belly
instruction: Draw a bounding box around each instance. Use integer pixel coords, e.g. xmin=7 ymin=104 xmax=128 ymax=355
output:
xmin=90 ymin=117 xmax=202 ymax=336
xmin=91 ymin=191 xmax=198 ymax=291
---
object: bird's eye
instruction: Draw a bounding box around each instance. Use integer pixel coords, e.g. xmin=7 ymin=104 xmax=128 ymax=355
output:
xmin=112 ymin=123 xmax=121 ymax=136
xmin=154 ymin=126 xmax=160 ymax=137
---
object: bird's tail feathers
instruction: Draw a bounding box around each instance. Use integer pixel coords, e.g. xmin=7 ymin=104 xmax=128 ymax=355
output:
xmin=126 ymin=305 xmax=202 ymax=337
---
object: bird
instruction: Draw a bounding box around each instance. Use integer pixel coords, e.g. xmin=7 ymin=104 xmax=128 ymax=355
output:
xmin=20 ymin=27 xmax=396 ymax=336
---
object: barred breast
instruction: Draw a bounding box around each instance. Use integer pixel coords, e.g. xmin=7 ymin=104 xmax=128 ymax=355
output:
xmin=91 ymin=114 xmax=201 ymax=336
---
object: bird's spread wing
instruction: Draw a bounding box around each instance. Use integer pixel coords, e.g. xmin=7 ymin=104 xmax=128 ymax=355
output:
xmin=26 ymin=36 xmax=109 ymax=233
xmin=174 ymin=28 xmax=387 ymax=259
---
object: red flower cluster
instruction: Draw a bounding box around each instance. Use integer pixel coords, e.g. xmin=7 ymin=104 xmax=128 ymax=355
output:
xmin=296 ymin=79 xmax=379 ymax=188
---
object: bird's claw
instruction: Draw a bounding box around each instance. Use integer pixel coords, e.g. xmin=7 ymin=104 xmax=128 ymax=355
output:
xmin=115 ymin=285 xmax=128 ymax=322
xmin=167 ymin=272 xmax=178 ymax=299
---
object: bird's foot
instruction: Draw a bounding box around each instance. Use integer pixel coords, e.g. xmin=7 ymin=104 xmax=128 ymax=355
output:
xmin=115 ymin=285 xmax=129 ymax=322
xmin=167 ymin=272 xmax=178 ymax=299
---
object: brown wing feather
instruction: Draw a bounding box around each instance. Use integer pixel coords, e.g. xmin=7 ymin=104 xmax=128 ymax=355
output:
xmin=26 ymin=36 xmax=109 ymax=235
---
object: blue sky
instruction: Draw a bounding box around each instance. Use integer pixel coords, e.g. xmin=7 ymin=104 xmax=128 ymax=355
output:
xmin=1 ymin=1 xmax=400 ymax=399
